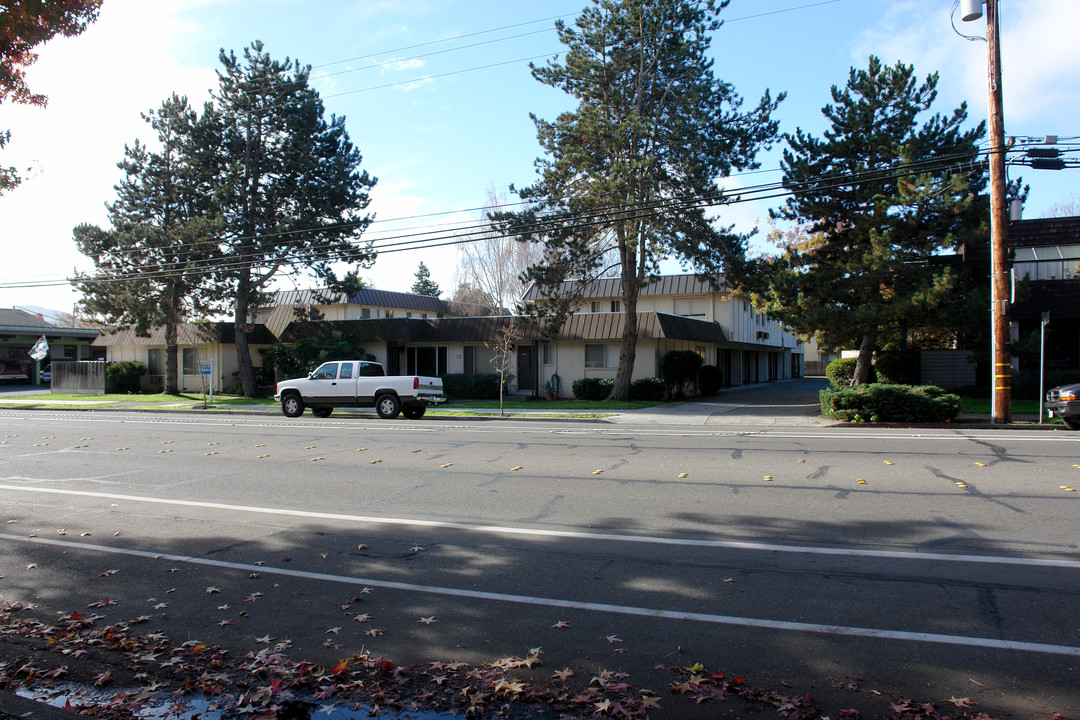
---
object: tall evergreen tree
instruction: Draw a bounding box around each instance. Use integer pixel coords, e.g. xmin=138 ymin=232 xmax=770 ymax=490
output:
xmin=751 ymin=56 xmax=986 ymax=384
xmin=410 ymin=261 xmax=441 ymax=297
xmin=501 ymin=0 xmax=782 ymax=400
xmin=74 ymin=94 xmax=220 ymax=393
xmin=211 ymin=41 xmax=377 ymax=396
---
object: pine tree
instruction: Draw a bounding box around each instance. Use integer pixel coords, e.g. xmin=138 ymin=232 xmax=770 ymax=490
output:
xmin=752 ymin=56 xmax=986 ymax=384
xmin=74 ymin=94 xmax=220 ymax=394
xmin=411 ymin=262 xmax=441 ymax=297
xmin=500 ymin=0 xmax=782 ymax=400
xmin=209 ymin=41 xmax=377 ymax=396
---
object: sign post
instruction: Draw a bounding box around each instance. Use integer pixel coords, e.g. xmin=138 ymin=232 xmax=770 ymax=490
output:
xmin=199 ymin=359 xmax=214 ymax=406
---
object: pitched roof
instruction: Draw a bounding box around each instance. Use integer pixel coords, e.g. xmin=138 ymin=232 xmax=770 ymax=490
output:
xmin=0 ymin=307 xmax=54 ymax=329
xmin=278 ymin=312 xmax=728 ymax=344
xmin=1008 ymin=216 xmax=1080 ymax=248
xmin=0 ymin=308 xmax=100 ymax=338
xmin=521 ymin=274 xmax=729 ymax=301
xmin=92 ymin=323 xmax=276 ymax=346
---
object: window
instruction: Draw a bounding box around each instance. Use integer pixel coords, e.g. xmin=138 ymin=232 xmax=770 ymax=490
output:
xmin=407 ymin=346 xmax=447 ymax=376
xmin=385 ymin=310 xmax=394 ymax=318
xmin=339 ymin=362 xmax=353 ymax=379
xmin=359 ymin=362 xmax=384 ymax=377
xmin=182 ymin=348 xmax=198 ymax=375
xmin=610 ymin=300 xmax=621 ymax=313
xmin=696 ymin=346 xmax=706 ymax=359
xmin=63 ymin=344 xmax=76 ymax=358
xmin=311 ymin=363 xmax=338 ymax=380
xmin=674 ymin=297 xmax=706 ymax=317
xmin=585 ymin=344 xmax=608 ymax=368
xmin=361 ymin=308 xmax=371 ymax=318
xmin=147 ymin=348 xmax=163 ymax=376
xmin=542 ymin=343 xmax=555 ymax=365
xmin=407 ymin=312 xmax=413 ymax=318
xmin=590 ymin=301 xmax=602 ymax=313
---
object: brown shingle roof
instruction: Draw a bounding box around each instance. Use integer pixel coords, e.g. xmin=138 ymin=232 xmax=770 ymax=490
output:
xmin=1008 ymin=216 xmax=1080 ymax=248
xmin=521 ymin=274 xmax=728 ymax=302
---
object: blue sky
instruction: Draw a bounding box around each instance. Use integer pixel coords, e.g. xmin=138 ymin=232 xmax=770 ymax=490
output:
xmin=2 ymin=0 xmax=1077 ymax=314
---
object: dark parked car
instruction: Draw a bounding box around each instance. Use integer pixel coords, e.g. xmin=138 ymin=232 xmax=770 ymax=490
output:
xmin=1046 ymin=382 xmax=1080 ymax=430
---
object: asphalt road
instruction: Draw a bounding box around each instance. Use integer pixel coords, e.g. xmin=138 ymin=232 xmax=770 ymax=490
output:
xmin=1 ymin=408 xmax=1078 ymax=718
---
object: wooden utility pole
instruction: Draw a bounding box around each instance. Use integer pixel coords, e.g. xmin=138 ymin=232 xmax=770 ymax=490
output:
xmin=985 ymin=0 xmax=1011 ymax=423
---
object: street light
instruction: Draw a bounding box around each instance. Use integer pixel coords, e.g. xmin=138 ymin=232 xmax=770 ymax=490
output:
xmin=961 ymin=0 xmax=1010 ymax=424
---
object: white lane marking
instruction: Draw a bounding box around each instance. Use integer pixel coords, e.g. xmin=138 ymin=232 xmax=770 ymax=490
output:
xmin=3 ymin=484 xmax=1079 ymax=570
xmin=3 ymin=532 xmax=1078 ymax=657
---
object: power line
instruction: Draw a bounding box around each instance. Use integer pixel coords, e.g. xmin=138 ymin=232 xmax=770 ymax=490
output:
xmin=0 ymin=149 xmax=993 ymax=290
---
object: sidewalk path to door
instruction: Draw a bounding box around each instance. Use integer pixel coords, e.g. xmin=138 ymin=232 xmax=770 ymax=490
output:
xmin=606 ymin=377 xmax=835 ymax=426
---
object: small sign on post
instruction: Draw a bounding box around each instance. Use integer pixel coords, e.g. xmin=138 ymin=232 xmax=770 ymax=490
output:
xmin=199 ymin=359 xmax=214 ymax=405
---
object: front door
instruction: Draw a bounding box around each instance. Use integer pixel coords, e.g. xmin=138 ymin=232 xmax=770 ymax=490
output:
xmin=516 ymin=346 xmax=535 ymax=393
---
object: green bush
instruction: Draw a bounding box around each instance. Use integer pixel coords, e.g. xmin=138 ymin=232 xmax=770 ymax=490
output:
xmin=439 ymin=373 xmax=502 ymax=400
xmin=820 ymin=383 xmax=961 ymax=423
xmin=105 ymin=361 xmax=147 ymax=394
xmin=825 ymin=357 xmax=874 ymax=388
xmin=698 ymin=365 xmax=723 ymax=395
xmin=874 ymin=352 xmax=919 ymax=385
xmin=629 ymin=377 xmax=666 ymax=401
xmin=573 ymin=377 xmax=614 ymax=401
xmin=662 ymin=350 xmax=704 ymax=399
xmin=264 ymin=337 xmax=374 ymax=380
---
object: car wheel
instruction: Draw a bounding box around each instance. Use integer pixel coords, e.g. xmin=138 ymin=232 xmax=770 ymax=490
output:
xmin=312 ymin=407 xmax=333 ymax=418
xmin=281 ymin=394 xmax=304 ymax=418
xmin=375 ymin=393 xmax=401 ymax=419
xmin=402 ymin=405 xmax=426 ymax=420
xmin=1063 ymin=416 xmax=1080 ymax=431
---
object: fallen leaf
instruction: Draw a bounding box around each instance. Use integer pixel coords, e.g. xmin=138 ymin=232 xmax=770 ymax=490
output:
xmin=763 ymin=475 xmax=773 ymax=481
xmin=857 ymin=478 xmax=867 ymax=484
xmin=441 ymin=463 xmax=453 ymax=468
xmin=605 ymin=635 xmax=622 ymax=644
xmin=552 ymin=620 xmax=571 ymax=629
xmin=593 ymin=469 xmax=603 ymax=475
xmin=552 ymin=668 xmax=574 ymax=681
xmin=418 ymin=616 xmax=437 ymax=625
xmin=205 ymin=586 xmax=221 ymax=594
xmin=948 ymin=696 xmax=975 ymax=708
xmin=678 ymin=472 xmax=688 ymax=478
xmin=510 ymin=466 xmax=523 ymax=471
xmin=364 ymin=628 xmax=384 ymax=637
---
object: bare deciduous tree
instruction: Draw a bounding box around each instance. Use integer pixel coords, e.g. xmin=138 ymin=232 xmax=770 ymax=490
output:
xmin=455 ymin=187 xmax=545 ymax=310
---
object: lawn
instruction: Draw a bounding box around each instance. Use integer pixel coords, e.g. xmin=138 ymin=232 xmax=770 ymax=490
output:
xmin=959 ymin=397 xmax=1044 ymax=415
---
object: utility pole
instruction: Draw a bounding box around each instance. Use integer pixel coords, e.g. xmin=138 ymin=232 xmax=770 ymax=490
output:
xmin=963 ymin=0 xmax=1010 ymax=423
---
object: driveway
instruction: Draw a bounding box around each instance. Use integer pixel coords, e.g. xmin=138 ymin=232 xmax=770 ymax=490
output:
xmin=607 ymin=376 xmax=834 ymax=426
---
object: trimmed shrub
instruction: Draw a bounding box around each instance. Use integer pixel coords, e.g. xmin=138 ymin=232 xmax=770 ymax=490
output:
xmin=629 ymin=377 xmax=666 ymax=401
xmin=820 ymin=383 xmax=961 ymax=423
xmin=439 ymin=373 xmax=502 ymax=400
xmin=662 ymin=350 xmax=704 ymax=399
xmin=698 ymin=364 xmax=723 ymax=395
xmin=825 ymin=357 xmax=874 ymax=388
xmin=573 ymin=377 xmax=614 ymax=401
xmin=874 ymin=352 xmax=919 ymax=385
xmin=105 ymin=361 xmax=147 ymax=394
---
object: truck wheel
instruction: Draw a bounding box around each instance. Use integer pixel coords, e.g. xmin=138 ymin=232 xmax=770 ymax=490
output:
xmin=375 ymin=393 xmax=401 ymax=419
xmin=1064 ymin=416 xmax=1080 ymax=430
xmin=312 ymin=407 xmax=333 ymax=418
xmin=402 ymin=405 xmax=426 ymax=420
xmin=281 ymin=394 xmax=304 ymax=418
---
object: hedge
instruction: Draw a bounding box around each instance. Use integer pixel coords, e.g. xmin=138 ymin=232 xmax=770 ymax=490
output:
xmin=629 ymin=377 xmax=665 ymax=401
xmin=438 ymin=373 xmax=502 ymax=400
xmin=662 ymin=350 xmax=704 ymax=399
xmin=105 ymin=361 xmax=147 ymax=394
xmin=573 ymin=377 xmax=614 ymax=401
xmin=825 ymin=357 xmax=864 ymax=388
xmin=874 ymin=351 xmax=919 ymax=385
xmin=820 ymin=383 xmax=961 ymax=423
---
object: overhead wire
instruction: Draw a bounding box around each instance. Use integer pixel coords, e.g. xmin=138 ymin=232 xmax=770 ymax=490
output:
xmin=0 ymin=149 xmax=997 ymax=290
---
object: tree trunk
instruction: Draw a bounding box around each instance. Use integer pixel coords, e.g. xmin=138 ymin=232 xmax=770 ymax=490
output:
xmin=610 ymin=282 xmax=640 ymax=402
xmin=853 ymin=328 xmax=877 ymax=385
xmin=163 ymin=284 xmax=180 ymax=395
xmin=234 ymin=276 xmax=257 ymax=397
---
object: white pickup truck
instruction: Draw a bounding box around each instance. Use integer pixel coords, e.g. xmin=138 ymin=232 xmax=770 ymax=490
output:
xmin=274 ymin=360 xmax=445 ymax=419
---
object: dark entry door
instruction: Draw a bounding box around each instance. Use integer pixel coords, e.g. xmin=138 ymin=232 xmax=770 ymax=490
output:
xmin=516 ymin=346 xmax=535 ymax=393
